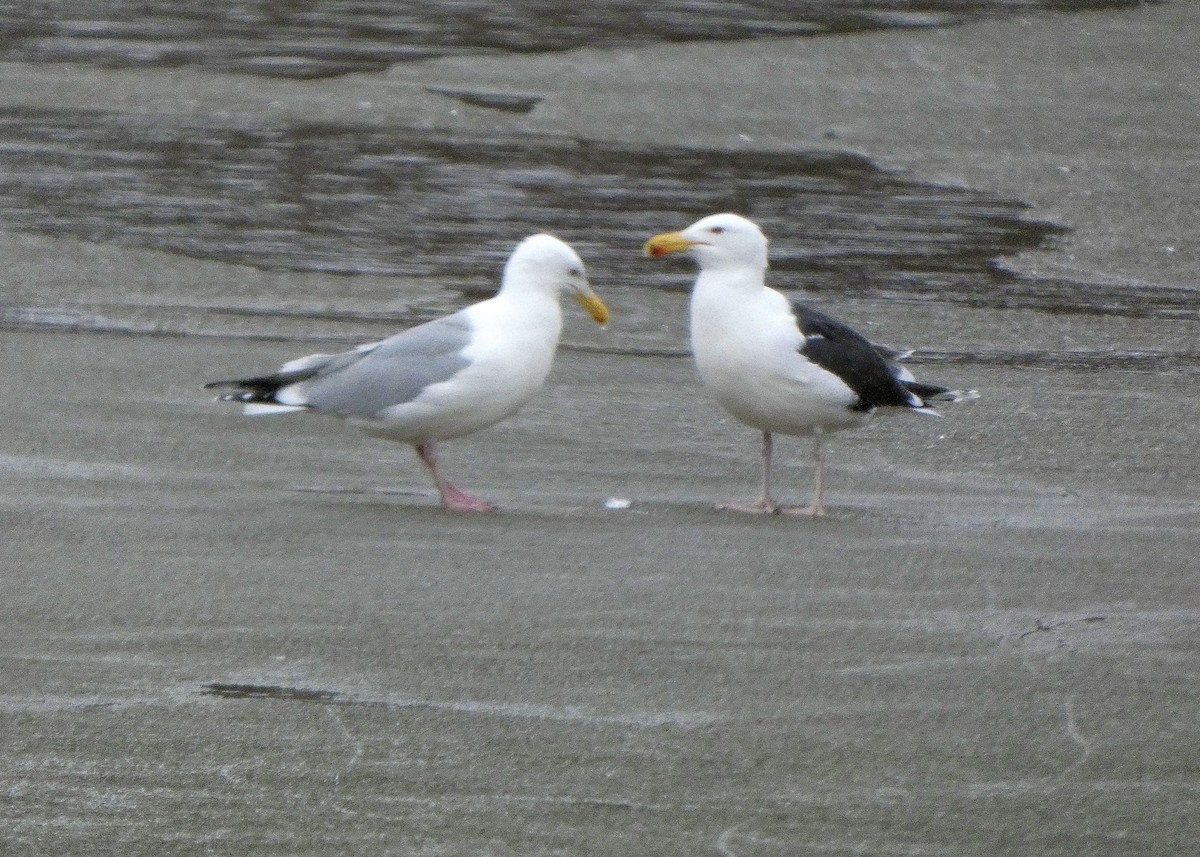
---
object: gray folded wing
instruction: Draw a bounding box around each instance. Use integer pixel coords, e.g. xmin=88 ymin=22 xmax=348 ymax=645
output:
xmin=291 ymin=312 xmax=474 ymax=419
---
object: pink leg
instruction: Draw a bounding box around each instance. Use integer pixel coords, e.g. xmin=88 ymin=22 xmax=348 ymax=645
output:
xmin=415 ymin=442 xmax=495 ymax=512
xmin=779 ymin=430 xmax=827 ymax=517
xmin=718 ymin=431 xmax=781 ymax=514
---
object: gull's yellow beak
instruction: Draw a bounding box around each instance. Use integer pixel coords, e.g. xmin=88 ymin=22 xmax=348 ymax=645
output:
xmin=643 ymin=231 xmax=696 ymax=258
xmin=575 ymin=290 xmax=610 ymax=327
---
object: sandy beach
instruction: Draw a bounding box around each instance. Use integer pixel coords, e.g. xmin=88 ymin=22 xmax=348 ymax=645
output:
xmin=2 ymin=3 xmax=1198 ymax=855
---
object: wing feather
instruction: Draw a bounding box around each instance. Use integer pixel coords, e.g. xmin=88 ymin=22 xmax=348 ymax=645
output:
xmin=205 ymin=312 xmax=474 ymax=418
xmin=790 ymin=301 xmax=920 ymax=411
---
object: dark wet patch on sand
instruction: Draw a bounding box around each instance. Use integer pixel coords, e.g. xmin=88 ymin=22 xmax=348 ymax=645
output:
xmin=2 ymin=98 xmax=1188 ymax=335
xmin=0 ymin=107 xmax=1069 ymax=307
xmin=0 ymin=2 xmax=1160 ymax=79
xmin=198 ymin=682 xmax=722 ymax=728
xmin=201 ymin=682 xmax=341 ymax=703
xmin=909 ymin=347 xmax=1200 ymax=373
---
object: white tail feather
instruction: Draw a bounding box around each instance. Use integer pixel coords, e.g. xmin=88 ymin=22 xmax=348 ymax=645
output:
xmin=930 ymin=389 xmax=980 ymax=403
xmin=279 ymin=352 xmax=334 ymax=374
xmin=242 ymin=402 xmax=307 ymax=416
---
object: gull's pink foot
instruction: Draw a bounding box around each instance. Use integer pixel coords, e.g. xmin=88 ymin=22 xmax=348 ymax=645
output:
xmin=716 ymin=499 xmax=780 ymax=515
xmin=416 ymin=441 xmax=495 ymax=512
xmin=778 ymin=504 xmax=826 ymax=518
xmin=438 ymin=485 xmax=496 ymax=513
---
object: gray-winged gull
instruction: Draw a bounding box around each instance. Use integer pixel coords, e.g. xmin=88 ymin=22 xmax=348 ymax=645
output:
xmin=206 ymin=233 xmax=609 ymax=512
xmin=644 ymin=213 xmax=974 ymax=516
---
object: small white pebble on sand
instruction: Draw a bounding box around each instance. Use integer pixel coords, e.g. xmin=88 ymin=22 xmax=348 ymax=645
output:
xmin=604 ymin=497 xmax=631 ymax=510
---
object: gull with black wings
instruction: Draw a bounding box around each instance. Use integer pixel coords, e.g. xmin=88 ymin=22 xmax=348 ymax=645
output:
xmin=645 ymin=212 xmax=974 ymax=516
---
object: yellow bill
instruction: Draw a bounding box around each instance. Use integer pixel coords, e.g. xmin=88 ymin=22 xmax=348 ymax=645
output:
xmin=643 ymin=231 xmax=697 ymax=258
xmin=575 ymin=290 xmax=610 ymax=327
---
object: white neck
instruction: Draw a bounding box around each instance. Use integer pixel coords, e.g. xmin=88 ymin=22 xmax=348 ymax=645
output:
xmin=691 ymin=265 xmax=764 ymax=318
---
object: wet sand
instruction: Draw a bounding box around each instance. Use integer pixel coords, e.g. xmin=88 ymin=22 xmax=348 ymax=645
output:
xmin=3 ymin=4 xmax=1199 ymax=855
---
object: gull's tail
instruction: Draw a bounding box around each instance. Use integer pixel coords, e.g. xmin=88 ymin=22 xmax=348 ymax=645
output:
xmin=901 ymin=380 xmax=980 ymax=416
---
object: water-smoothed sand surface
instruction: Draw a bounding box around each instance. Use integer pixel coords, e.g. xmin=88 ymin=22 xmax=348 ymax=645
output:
xmin=2 ymin=3 xmax=1198 ymax=855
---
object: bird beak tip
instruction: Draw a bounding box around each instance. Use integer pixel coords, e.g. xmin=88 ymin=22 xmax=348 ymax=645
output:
xmin=643 ymin=231 xmax=694 ymax=258
xmin=576 ymin=293 xmax=610 ymax=327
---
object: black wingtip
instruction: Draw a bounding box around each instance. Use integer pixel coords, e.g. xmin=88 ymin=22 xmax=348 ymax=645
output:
xmin=204 ymin=374 xmax=291 ymax=403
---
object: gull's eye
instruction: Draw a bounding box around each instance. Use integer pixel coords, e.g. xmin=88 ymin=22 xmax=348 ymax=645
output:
xmin=709 ymin=226 xmax=725 ymax=234
xmin=567 ymin=266 xmax=583 ymax=277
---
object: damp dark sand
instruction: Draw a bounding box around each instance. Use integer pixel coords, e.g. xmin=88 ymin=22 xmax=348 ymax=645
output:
xmin=2 ymin=4 xmax=1198 ymax=855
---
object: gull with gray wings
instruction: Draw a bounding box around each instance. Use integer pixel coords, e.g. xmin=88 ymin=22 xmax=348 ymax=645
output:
xmin=207 ymin=234 xmax=609 ymax=512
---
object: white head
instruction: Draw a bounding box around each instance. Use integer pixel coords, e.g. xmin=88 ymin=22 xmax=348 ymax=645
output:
xmin=643 ymin=213 xmax=769 ymax=272
xmin=503 ymin=233 xmax=609 ymax=325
